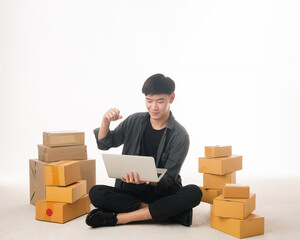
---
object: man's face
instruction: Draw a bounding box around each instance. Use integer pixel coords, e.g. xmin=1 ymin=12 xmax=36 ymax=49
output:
xmin=145 ymin=93 xmax=175 ymax=120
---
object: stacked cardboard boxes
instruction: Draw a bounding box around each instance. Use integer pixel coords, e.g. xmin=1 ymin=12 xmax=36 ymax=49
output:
xmin=211 ymin=184 xmax=264 ymax=238
xmin=198 ymin=145 xmax=265 ymax=238
xmin=30 ymin=158 xmax=96 ymax=205
xmin=38 ymin=131 xmax=87 ymax=162
xmin=199 ymin=146 xmax=242 ymax=204
xmin=36 ymin=161 xmax=90 ymax=223
xmin=29 ymin=131 xmax=96 ymax=222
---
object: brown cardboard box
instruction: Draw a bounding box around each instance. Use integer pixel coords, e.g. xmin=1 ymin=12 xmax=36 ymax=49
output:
xmin=199 ymin=187 xmax=222 ymax=204
xmin=30 ymin=159 xmax=96 ymax=205
xmin=43 ymin=131 xmax=85 ymax=147
xmin=205 ymin=145 xmax=232 ymax=158
xmin=198 ymin=155 xmax=242 ymax=175
xmin=38 ymin=144 xmax=87 ymax=162
xmin=210 ymin=208 xmax=264 ymax=239
xmin=203 ymin=172 xmax=236 ymax=189
xmin=213 ymin=193 xmax=256 ymax=220
xmin=45 ymin=161 xmax=81 ymax=186
xmin=46 ymin=180 xmax=86 ymax=203
xmin=79 ymin=159 xmax=96 ymax=193
xmin=36 ymin=194 xmax=90 ymax=223
xmin=30 ymin=159 xmax=47 ymax=205
xmin=223 ymin=184 xmax=250 ymax=199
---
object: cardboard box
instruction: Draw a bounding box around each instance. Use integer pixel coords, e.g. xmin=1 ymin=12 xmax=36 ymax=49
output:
xmin=30 ymin=159 xmax=96 ymax=205
xmin=30 ymin=159 xmax=48 ymax=205
xmin=223 ymin=184 xmax=250 ymax=199
xmin=38 ymin=144 xmax=87 ymax=162
xmin=198 ymin=155 xmax=242 ymax=175
xmin=79 ymin=159 xmax=96 ymax=194
xmin=36 ymin=194 xmax=90 ymax=223
xmin=213 ymin=193 xmax=256 ymax=219
xmin=43 ymin=131 xmax=85 ymax=147
xmin=45 ymin=161 xmax=81 ymax=186
xmin=205 ymin=145 xmax=232 ymax=157
xmin=210 ymin=208 xmax=264 ymax=239
xmin=203 ymin=172 xmax=236 ymax=189
xmin=199 ymin=187 xmax=222 ymax=204
xmin=46 ymin=180 xmax=87 ymax=203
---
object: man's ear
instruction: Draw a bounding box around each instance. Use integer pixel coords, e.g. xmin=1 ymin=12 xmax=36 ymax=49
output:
xmin=170 ymin=92 xmax=175 ymax=103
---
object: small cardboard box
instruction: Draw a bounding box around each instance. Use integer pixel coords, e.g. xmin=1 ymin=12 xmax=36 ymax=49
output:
xmin=43 ymin=131 xmax=85 ymax=147
xmin=45 ymin=161 xmax=81 ymax=186
xmin=38 ymin=144 xmax=87 ymax=162
xmin=223 ymin=184 xmax=250 ymax=199
xmin=198 ymin=155 xmax=242 ymax=175
xmin=46 ymin=180 xmax=87 ymax=203
xmin=36 ymin=194 xmax=90 ymax=223
xmin=210 ymin=208 xmax=264 ymax=239
xmin=30 ymin=159 xmax=96 ymax=205
xmin=213 ymin=193 xmax=256 ymax=220
xmin=205 ymin=145 xmax=232 ymax=158
xmin=199 ymin=187 xmax=222 ymax=204
xmin=203 ymin=172 xmax=236 ymax=189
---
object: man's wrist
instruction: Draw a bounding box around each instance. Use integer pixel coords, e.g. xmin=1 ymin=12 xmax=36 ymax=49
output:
xmin=98 ymin=118 xmax=111 ymax=140
xmin=102 ymin=117 xmax=110 ymax=125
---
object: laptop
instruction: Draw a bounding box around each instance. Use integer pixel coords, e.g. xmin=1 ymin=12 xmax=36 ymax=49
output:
xmin=102 ymin=153 xmax=167 ymax=182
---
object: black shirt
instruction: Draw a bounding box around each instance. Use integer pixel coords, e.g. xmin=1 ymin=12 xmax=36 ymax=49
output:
xmin=140 ymin=117 xmax=165 ymax=161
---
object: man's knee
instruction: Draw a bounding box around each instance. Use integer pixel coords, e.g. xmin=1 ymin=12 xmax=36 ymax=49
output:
xmin=185 ymin=184 xmax=203 ymax=206
xmin=89 ymin=185 xmax=109 ymax=207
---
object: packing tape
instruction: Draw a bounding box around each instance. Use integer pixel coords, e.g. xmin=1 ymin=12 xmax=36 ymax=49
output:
xmin=47 ymin=161 xmax=75 ymax=185
xmin=50 ymin=165 xmax=60 ymax=185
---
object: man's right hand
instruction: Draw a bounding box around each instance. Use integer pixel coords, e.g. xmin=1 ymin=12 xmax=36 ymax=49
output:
xmin=103 ymin=108 xmax=123 ymax=122
xmin=98 ymin=108 xmax=122 ymax=140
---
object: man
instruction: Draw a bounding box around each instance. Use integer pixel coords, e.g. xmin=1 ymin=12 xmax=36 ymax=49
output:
xmin=86 ymin=74 xmax=202 ymax=228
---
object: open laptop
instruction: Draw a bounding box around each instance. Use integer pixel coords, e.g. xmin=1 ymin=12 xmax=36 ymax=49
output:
xmin=102 ymin=153 xmax=167 ymax=182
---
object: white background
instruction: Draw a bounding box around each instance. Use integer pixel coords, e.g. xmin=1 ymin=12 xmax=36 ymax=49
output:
xmin=0 ymin=0 xmax=300 ymax=186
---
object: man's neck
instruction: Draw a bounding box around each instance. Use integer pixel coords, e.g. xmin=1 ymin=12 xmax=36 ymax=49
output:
xmin=150 ymin=112 xmax=170 ymax=130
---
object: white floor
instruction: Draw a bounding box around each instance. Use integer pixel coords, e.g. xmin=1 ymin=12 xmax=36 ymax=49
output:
xmin=1 ymin=176 xmax=300 ymax=240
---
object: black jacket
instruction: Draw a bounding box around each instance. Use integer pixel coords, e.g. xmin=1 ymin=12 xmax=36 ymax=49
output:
xmin=94 ymin=111 xmax=190 ymax=195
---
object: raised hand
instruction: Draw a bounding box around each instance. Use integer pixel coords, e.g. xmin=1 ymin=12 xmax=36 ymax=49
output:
xmin=103 ymin=108 xmax=123 ymax=122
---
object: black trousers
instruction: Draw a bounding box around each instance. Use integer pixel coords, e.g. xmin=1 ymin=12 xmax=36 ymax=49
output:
xmin=89 ymin=183 xmax=202 ymax=221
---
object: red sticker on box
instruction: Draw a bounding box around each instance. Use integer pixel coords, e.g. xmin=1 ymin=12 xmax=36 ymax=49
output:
xmin=46 ymin=208 xmax=53 ymax=216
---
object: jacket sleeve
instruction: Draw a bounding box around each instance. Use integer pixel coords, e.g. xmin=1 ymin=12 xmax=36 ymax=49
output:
xmin=93 ymin=117 xmax=129 ymax=150
xmin=155 ymin=133 xmax=190 ymax=195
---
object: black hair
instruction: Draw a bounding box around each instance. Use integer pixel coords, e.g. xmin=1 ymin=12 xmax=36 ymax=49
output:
xmin=142 ymin=73 xmax=175 ymax=96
